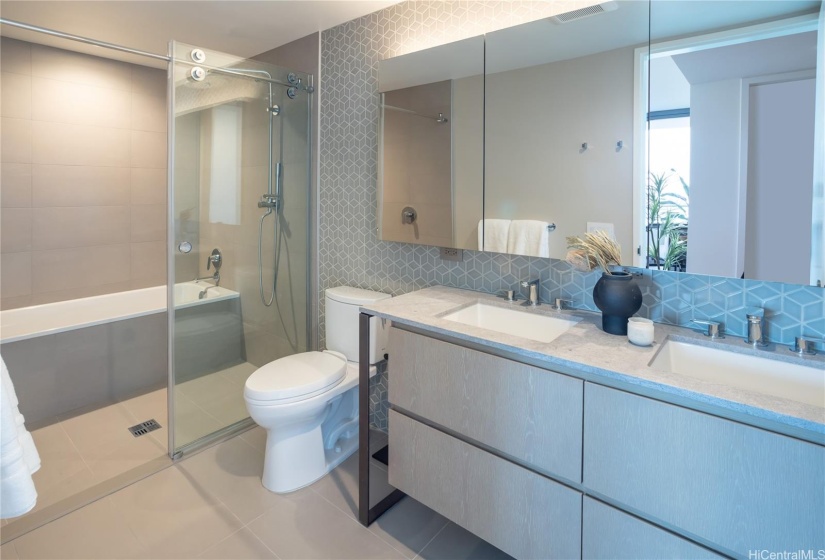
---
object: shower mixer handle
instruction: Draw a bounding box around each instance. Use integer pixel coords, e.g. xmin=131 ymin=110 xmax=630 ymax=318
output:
xmin=206 ymin=248 xmax=222 ymax=271
xmin=258 ymin=194 xmax=280 ymax=209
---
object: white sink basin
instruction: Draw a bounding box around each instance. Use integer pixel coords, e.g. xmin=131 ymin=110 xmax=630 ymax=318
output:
xmin=651 ymin=340 xmax=825 ymax=407
xmin=443 ymin=303 xmax=578 ymax=344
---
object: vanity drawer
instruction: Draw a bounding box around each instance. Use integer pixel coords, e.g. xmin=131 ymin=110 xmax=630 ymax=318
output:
xmin=389 ymin=327 xmax=583 ymax=481
xmin=583 ymin=383 xmax=825 ymax=556
xmin=389 ymin=410 xmax=582 ymax=559
xmin=582 ymin=497 xmax=722 ymax=559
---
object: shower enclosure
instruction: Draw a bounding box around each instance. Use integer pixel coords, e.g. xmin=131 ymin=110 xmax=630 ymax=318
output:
xmin=0 ymin=20 xmax=313 ymax=538
xmin=169 ymin=42 xmax=313 ymax=455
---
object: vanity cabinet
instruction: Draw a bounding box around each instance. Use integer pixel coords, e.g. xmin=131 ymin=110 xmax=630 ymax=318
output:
xmin=584 ymin=382 xmax=825 ymax=556
xmin=389 ymin=410 xmax=583 ymax=559
xmin=582 ymin=498 xmax=722 ymax=559
xmin=389 ymin=327 xmax=583 ymax=481
xmin=387 ymin=326 xmax=825 ymax=558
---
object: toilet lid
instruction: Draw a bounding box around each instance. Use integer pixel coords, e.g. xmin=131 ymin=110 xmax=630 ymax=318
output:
xmin=244 ymin=352 xmax=346 ymax=402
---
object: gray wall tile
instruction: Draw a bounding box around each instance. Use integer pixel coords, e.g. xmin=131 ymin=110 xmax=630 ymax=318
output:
xmin=318 ymin=1 xmax=823 ymax=429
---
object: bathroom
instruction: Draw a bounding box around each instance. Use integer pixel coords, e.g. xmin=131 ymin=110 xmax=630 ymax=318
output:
xmin=0 ymin=0 xmax=822 ymax=558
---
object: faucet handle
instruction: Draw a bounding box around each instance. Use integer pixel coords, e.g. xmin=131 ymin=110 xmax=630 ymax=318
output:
xmin=790 ymin=336 xmax=819 ymax=356
xmin=502 ymin=290 xmax=518 ymax=302
xmin=553 ymin=298 xmax=571 ymax=311
xmin=691 ymin=319 xmax=724 ymax=340
xmin=745 ymin=308 xmax=764 ymax=321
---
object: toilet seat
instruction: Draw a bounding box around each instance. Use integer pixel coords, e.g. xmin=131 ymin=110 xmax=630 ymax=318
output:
xmin=244 ymin=351 xmax=346 ymax=404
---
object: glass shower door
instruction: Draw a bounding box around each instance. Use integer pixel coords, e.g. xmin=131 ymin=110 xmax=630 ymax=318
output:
xmin=169 ymin=42 xmax=312 ymax=455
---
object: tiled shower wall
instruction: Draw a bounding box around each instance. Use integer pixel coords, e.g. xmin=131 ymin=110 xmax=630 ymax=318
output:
xmin=318 ymin=1 xmax=825 ymax=428
xmin=0 ymin=38 xmax=167 ymax=310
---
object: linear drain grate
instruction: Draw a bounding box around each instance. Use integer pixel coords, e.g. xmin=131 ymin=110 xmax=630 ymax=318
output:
xmin=128 ymin=419 xmax=162 ymax=438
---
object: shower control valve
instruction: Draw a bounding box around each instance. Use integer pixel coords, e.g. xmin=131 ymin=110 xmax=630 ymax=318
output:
xmin=258 ymin=194 xmax=280 ymax=209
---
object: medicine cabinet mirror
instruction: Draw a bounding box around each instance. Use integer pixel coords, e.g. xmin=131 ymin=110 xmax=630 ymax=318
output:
xmin=377 ymin=36 xmax=484 ymax=250
xmin=376 ymin=0 xmax=824 ymax=288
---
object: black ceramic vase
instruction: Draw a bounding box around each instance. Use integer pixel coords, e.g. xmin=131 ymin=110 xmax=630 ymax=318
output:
xmin=592 ymin=272 xmax=643 ymax=335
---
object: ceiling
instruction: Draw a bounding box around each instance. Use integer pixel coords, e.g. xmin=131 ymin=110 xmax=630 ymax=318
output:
xmin=0 ymin=1 xmax=399 ymax=68
xmin=673 ymin=31 xmax=818 ymax=85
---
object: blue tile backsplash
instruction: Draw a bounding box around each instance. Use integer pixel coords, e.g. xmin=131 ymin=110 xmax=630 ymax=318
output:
xmin=318 ymin=1 xmax=824 ymax=428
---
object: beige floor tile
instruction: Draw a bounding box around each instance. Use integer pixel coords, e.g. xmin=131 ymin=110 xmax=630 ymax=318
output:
xmin=239 ymin=426 xmax=267 ymax=454
xmin=172 ymin=389 xmax=225 ymax=448
xmin=29 ymin=423 xmax=93 ymax=490
xmin=109 ymin=466 xmax=243 ymax=559
xmin=197 ymin=528 xmax=276 ymax=560
xmin=368 ymin=497 xmax=450 ymax=559
xmin=11 ymin=497 xmax=146 ymax=559
xmin=0 ymin=541 xmax=18 ymax=559
xmin=247 ymin=489 xmax=405 ymax=560
xmin=28 ymin=468 xmax=101 ymax=517
xmin=215 ymin=362 xmax=257 ymax=387
xmin=415 ymin=522 xmax=513 ymax=560
xmin=117 ymin=387 xmax=168 ymax=449
xmin=58 ymin=403 xmax=166 ymax=480
xmin=310 ymin=452 xmax=397 ymax=518
xmin=177 ymin=372 xmax=238 ymax=409
xmin=177 ymin=371 xmax=249 ymax=428
xmin=177 ymin=436 xmax=286 ymax=525
xmin=27 ymin=423 xmax=101 ymax=513
xmin=80 ymin=438 xmax=166 ymax=481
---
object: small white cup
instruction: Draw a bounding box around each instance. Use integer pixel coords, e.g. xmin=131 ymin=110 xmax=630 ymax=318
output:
xmin=627 ymin=317 xmax=654 ymax=347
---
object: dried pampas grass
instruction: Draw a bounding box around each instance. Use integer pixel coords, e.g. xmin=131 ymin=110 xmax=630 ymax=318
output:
xmin=566 ymin=231 xmax=622 ymax=274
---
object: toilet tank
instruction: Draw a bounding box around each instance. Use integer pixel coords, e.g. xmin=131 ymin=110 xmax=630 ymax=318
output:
xmin=325 ymin=287 xmax=391 ymax=364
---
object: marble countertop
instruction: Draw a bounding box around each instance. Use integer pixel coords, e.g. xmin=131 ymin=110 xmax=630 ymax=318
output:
xmin=361 ymin=286 xmax=825 ymax=444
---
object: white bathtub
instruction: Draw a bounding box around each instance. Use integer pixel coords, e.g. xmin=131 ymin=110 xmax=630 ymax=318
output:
xmin=0 ymin=281 xmax=238 ymax=344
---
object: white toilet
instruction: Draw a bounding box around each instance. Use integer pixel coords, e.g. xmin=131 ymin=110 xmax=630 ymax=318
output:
xmin=244 ymin=286 xmax=391 ymax=493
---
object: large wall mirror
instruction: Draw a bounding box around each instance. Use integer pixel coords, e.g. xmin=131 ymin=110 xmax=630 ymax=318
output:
xmin=484 ymin=1 xmax=649 ymax=263
xmin=376 ymin=0 xmax=824 ymax=287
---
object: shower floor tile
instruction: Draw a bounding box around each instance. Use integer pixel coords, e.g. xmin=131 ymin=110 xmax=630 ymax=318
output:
xmin=3 ymin=361 xmax=257 ymax=531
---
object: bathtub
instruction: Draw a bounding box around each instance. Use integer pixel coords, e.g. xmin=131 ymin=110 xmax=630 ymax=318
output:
xmin=0 ymin=281 xmax=241 ymax=424
xmin=0 ymin=281 xmax=238 ymax=344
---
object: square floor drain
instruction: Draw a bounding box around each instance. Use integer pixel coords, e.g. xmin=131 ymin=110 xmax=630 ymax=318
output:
xmin=128 ymin=419 xmax=162 ymax=438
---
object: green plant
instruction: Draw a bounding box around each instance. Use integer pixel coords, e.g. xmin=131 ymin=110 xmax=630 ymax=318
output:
xmin=647 ymin=169 xmax=689 ymax=271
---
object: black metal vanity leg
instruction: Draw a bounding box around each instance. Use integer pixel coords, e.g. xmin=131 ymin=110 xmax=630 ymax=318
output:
xmin=359 ymin=311 xmax=405 ymax=527
xmin=358 ymin=312 xmax=371 ymax=526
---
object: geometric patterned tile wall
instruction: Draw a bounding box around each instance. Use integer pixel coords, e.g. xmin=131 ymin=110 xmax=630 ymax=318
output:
xmin=319 ymin=1 xmax=825 ymax=428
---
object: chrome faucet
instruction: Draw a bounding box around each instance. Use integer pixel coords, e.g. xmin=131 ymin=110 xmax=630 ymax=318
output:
xmin=195 ymin=248 xmax=222 ymax=284
xmin=502 ymin=289 xmax=519 ymax=303
xmin=521 ymin=279 xmax=540 ymax=306
xmin=745 ymin=310 xmax=769 ymax=348
xmin=195 ymin=270 xmax=220 ymax=283
xmin=790 ymin=336 xmax=819 ymax=356
xmin=691 ymin=319 xmax=724 ymax=340
xmin=552 ymin=298 xmax=571 ymax=311
xmin=198 ymin=284 xmax=220 ymax=300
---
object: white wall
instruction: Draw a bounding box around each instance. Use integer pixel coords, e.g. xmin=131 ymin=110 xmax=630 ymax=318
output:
xmin=687 ymin=79 xmax=743 ymax=278
xmin=484 ymin=46 xmax=636 ymax=262
xmin=745 ymin=78 xmax=815 ymax=284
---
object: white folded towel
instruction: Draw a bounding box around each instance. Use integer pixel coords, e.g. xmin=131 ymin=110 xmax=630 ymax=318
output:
xmin=507 ymin=220 xmax=552 ymax=258
xmin=1 ymin=355 xmax=39 ymax=518
xmin=478 ymin=219 xmax=511 ymax=253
